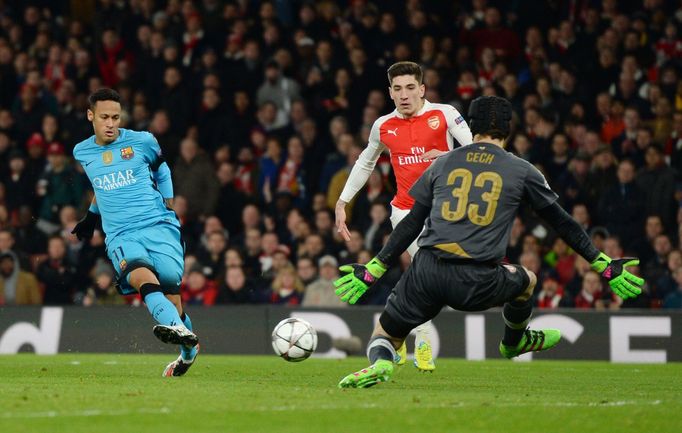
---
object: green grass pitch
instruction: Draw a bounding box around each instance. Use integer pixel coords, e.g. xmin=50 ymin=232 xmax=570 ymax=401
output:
xmin=0 ymin=354 xmax=680 ymax=433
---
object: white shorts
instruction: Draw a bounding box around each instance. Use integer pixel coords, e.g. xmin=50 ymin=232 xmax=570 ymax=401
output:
xmin=389 ymin=205 xmax=421 ymax=258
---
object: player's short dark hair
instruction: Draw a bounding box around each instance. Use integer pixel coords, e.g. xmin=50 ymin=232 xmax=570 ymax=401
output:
xmin=468 ymin=96 xmax=513 ymax=140
xmin=88 ymin=88 xmax=121 ymax=110
xmin=387 ymin=61 xmax=423 ymax=85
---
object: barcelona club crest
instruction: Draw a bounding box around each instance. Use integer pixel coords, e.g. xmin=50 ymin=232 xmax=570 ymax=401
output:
xmin=120 ymin=146 xmax=134 ymax=160
xmin=102 ymin=150 xmax=113 ymax=164
xmin=427 ymin=115 xmax=440 ymax=130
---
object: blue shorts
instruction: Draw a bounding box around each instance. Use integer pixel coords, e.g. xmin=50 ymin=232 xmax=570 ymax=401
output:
xmin=106 ymin=222 xmax=184 ymax=296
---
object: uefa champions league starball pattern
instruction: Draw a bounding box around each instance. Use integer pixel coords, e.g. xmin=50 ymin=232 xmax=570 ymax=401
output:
xmin=271 ymin=318 xmax=318 ymax=362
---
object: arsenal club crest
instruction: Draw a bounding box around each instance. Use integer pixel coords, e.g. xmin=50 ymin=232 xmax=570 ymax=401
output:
xmin=102 ymin=150 xmax=113 ymax=164
xmin=427 ymin=115 xmax=440 ymax=130
xmin=120 ymin=146 xmax=134 ymax=160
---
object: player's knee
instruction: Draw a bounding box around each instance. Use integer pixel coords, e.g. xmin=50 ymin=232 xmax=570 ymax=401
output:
xmin=516 ymin=267 xmax=536 ymax=302
xmin=128 ymin=266 xmax=160 ymax=290
xmin=377 ymin=312 xmax=410 ymax=349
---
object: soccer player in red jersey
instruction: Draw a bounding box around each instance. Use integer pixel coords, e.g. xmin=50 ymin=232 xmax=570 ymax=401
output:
xmin=335 ymin=61 xmax=473 ymax=371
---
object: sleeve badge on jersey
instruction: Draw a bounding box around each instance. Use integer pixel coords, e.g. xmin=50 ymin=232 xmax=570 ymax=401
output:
xmin=120 ymin=146 xmax=134 ymax=160
xmin=102 ymin=150 xmax=113 ymax=165
xmin=455 ymin=115 xmax=465 ymax=125
xmin=427 ymin=115 xmax=440 ymax=130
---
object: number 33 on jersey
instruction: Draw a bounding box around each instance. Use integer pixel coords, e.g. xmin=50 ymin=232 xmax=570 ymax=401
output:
xmin=409 ymin=142 xmax=558 ymax=262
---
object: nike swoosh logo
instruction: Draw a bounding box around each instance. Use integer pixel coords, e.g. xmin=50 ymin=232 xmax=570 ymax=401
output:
xmin=85 ymin=161 xmax=94 ymax=167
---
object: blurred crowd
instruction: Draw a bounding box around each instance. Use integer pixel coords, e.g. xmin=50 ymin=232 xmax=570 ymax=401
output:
xmin=1 ymin=0 xmax=682 ymax=310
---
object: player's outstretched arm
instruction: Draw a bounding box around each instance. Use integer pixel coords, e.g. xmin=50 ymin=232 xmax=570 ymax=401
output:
xmin=535 ymin=202 xmax=644 ymax=299
xmin=334 ymin=201 xmax=431 ymax=304
xmin=336 ymin=123 xmax=386 ymax=240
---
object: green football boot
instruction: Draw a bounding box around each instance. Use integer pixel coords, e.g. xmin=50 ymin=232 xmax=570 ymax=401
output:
xmin=338 ymin=360 xmax=394 ymax=389
xmin=499 ymin=329 xmax=561 ymax=359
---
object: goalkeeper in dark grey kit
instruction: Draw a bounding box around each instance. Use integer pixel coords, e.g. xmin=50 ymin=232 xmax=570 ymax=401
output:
xmin=334 ymin=95 xmax=644 ymax=388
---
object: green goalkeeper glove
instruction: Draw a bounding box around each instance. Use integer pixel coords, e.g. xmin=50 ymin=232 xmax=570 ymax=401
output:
xmin=590 ymin=252 xmax=644 ymax=300
xmin=333 ymin=257 xmax=387 ymax=304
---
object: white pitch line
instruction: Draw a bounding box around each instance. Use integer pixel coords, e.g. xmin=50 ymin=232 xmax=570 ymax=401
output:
xmin=0 ymin=400 xmax=663 ymax=419
xmin=0 ymin=407 xmax=171 ymax=419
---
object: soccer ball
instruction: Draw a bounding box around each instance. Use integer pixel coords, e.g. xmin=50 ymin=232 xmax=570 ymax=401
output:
xmin=271 ymin=317 xmax=318 ymax=362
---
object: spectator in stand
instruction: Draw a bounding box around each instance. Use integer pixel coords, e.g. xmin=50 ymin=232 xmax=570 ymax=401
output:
xmin=36 ymin=142 xmax=84 ymax=232
xmin=262 ymin=244 xmax=291 ymax=284
xmin=337 ymin=228 xmax=363 ymax=265
xmin=0 ymin=251 xmax=41 ymax=305
xmin=603 ymin=236 xmax=624 ymax=261
xmin=630 ymin=215 xmax=665 ymax=265
xmin=241 ymin=227 xmax=262 ymax=277
xmin=636 ymin=145 xmax=677 ymax=231
xmin=277 ymin=135 xmax=308 ymax=207
xmin=313 ymin=208 xmax=336 ymax=248
xmin=536 ymin=278 xmax=568 ymax=309
xmin=195 ymin=230 xmax=227 ymax=280
xmin=555 ymin=151 xmax=591 ymax=210
xmin=197 ymin=216 xmax=229 ymax=252
xmin=666 ymin=111 xmax=682 ymax=174
xmin=586 ymin=144 xmax=618 ymax=211
xmin=319 ymin=131 xmax=354 ymax=194
xmin=173 ymin=137 xmax=220 ymax=222
xmin=642 ymin=234 xmax=673 ymax=284
xmin=611 ymin=106 xmax=641 ymax=161
xmin=545 ymin=133 xmax=571 ymax=184
xmin=0 ymin=228 xmax=30 ymax=270
xmin=3 ymin=150 xmax=34 ymax=213
xmin=296 ymin=256 xmax=318 ymax=287
xmin=159 ymin=65 xmax=190 ymax=136
xmin=543 ymin=238 xmax=576 ymax=285
xmin=82 ymin=259 xmax=125 ymax=306
xmin=327 ymin=144 xmax=362 ymax=211
xmin=597 ymin=159 xmax=645 ymax=245
xmin=216 ymin=266 xmax=258 ymax=304
xmin=257 ymin=60 xmax=300 ymax=127
xmin=36 ymin=235 xmax=77 ymax=305
xmin=300 ymin=233 xmax=326 ymax=264
xmin=23 ymin=132 xmax=47 ymax=189
xmin=13 ymin=206 xmax=48 ymax=256
xmin=302 ymin=255 xmax=345 ymax=307
xmin=96 ymin=29 xmax=133 ymax=88
xmin=654 ymin=249 xmax=682 ymax=302
xmin=197 ymin=87 xmax=235 ymax=154
xmin=350 ymin=169 xmax=393 ymax=228
xmin=12 ymin=84 xmax=49 ymax=147
xmin=363 ymin=200 xmax=392 ymax=255
xmin=663 ymin=266 xmax=682 ymax=309
xmin=148 ymin=109 xmax=181 ymax=166
xmin=574 ymin=270 xmax=604 ymax=309
xmin=571 ymin=203 xmax=591 ymax=232
xmin=463 ymin=6 xmax=520 ymax=66
xmin=181 ymin=264 xmax=218 ymax=306
xmin=214 ymin=162 xmax=247 ymax=236
xmin=257 ymin=135 xmax=283 ymax=199
xmin=267 ymin=264 xmax=304 ymax=305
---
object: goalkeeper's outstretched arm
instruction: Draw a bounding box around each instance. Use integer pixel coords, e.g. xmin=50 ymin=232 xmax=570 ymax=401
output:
xmin=535 ymin=201 xmax=644 ymax=299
